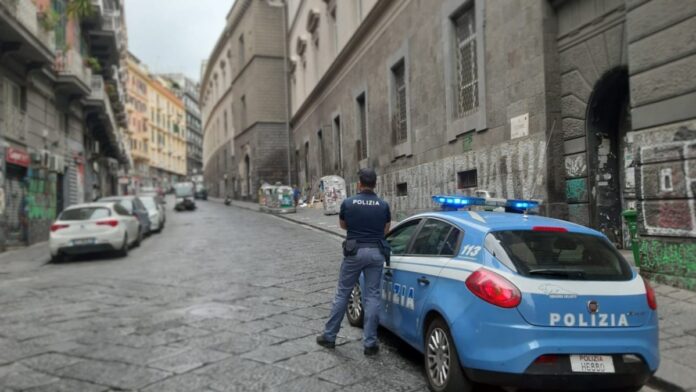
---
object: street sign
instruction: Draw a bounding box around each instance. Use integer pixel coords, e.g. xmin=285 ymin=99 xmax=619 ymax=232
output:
xmin=5 ymin=147 xmax=30 ymax=167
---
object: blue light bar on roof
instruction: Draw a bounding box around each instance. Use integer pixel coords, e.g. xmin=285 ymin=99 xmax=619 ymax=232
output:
xmin=432 ymin=195 xmax=540 ymax=212
xmin=432 ymin=195 xmax=486 ymax=209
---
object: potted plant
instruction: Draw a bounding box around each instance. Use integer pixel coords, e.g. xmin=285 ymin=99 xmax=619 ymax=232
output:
xmin=85 ymin=57 xmax=101 ymax=73
xmin=67 ymin=0 xmax=94 ymax=19
xmin=37 ymin=9 xmax=60 ymax=31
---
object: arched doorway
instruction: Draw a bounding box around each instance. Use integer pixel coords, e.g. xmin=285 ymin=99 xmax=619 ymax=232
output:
xmin=586 ymin=67 xmax=632 ymax=247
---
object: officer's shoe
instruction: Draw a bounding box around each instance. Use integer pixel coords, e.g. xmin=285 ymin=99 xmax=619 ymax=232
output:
xmin=316 ymin=335 xmax=335 ymax=349
xmin=364 ymin=345 xmax=379 ymax=356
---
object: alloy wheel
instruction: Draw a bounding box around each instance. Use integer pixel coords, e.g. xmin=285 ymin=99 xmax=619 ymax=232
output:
xmin=427 ymin=327 xmax=451 ymax=388
xmin=347 ymin=284 xmax=363 ymax=325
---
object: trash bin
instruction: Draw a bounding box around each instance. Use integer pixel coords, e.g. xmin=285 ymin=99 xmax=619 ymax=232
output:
xmin=258 ymin=183 xmax=275 ymax=212
xmin=622 ymin=209 xmax=640 ymax=267
xmin=270 ymin=185 xmax=296 ymax=214
xmin=320 ymin=175 xmax=346 ymax=215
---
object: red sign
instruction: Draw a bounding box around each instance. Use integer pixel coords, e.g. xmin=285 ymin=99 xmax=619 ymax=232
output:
xmin=6 ymin=147 xmax=30 ymax=167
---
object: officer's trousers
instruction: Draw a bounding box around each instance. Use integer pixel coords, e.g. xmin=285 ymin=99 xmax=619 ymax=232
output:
xmin=323 ymin=247 xmax=384 ymax=348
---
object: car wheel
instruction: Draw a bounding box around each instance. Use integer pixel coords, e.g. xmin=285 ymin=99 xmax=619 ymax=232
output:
xmin=50 ymin=253 xmax=63 ymax=263
xmin=117 ymin=234 xmax=129 ymax=257
xmin=134 ymin=226 xmax=143 ymax=247
xmin=346 ymin=283 xmax=364 ymax=327
xmin=425 ymin=318 xmax=471 ymax=392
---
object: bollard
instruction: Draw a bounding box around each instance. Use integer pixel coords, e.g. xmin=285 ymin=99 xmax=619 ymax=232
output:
xmin=621 ymin=209 xmax=640 ymax=267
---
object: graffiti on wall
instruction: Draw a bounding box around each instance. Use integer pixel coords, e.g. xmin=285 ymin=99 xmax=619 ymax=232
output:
xmin=639 ymin=127 xmax=696 ymax=238
xmin=639 ymin=239 xmax=696 ymax=290
xmin=24 ymin=168 xmax=57 ymax=221
xmin=565 ymin=153 xmax=587 ymax=178
xmin=566 ymin=178 xmax=587 ymax=203
xmin=379 ymin=134 xmax=547 ymax=214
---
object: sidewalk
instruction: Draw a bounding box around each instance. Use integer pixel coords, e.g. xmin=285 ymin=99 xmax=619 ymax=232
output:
xmin=223 ymin=197 xmax=696 ymax=391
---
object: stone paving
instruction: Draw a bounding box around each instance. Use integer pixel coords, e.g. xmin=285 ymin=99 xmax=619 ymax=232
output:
xmin=0 ymin=197 xmax=686 ymax=391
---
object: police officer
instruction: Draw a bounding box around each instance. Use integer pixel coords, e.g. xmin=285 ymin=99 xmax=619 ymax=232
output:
xmin=316 ymin=168 xmax=391 ymax=356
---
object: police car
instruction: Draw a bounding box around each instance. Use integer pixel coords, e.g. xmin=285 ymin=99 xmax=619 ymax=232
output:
xmin=346 ymin=195 xmax=658 ymax=392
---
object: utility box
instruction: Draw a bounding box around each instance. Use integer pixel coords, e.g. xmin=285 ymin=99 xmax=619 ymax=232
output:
xmin=320 ymin=175 xmax=346 ymax=215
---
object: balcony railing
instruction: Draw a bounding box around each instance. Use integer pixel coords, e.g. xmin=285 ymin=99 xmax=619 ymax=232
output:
xmin=0 ymin=0 xmax=56 ymax=52
xmin=54 ymin=49 xmax=91 ymax=87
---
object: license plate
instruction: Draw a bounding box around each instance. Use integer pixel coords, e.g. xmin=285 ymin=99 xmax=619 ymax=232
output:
xmin=570 ymin=355 xmax=615 ymax=373
xmin=72 ymin=238 xmax=95 ymax=246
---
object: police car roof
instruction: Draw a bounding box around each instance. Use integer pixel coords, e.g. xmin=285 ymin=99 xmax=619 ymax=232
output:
xmin=414 ymin=210 xmax=603 ymax=237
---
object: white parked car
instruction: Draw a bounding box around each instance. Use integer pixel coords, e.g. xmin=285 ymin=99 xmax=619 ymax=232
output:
xmin=49 ymin=202 xmax=142 ymax=262
xmin=140 ymin=195 xmax=165 ymax=233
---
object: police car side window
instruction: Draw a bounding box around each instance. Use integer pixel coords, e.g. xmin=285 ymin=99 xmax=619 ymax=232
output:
xmin=439 ymin=228 xmax=461 ymax=257
xmin=387 ymin=219 xmax=421 ymax=255
xmin=411 ymin=219 xmax=455 ymax=256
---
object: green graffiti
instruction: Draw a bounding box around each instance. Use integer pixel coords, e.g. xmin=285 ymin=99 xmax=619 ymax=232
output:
xmin=24 ymin=170 xmax=57 ymax=221
xmin=565 ymin=178 xmax=587 ymax=203
xmin=638 ymin=240 xmax=696 ymax=282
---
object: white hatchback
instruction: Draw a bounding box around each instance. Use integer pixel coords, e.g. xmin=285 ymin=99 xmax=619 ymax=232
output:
xmin=49 ymin=202 xmax=141 ymax=261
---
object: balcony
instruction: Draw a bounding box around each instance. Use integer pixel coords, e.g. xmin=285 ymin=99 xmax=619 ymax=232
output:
xmin=86 ymin=9 xmax=120 ymax=69
xmin=80 ymin=0 xmax=104 ymax=25
xmin=85 ymin=75 xmax=128 ymax=165
xmin=0 ymin=0 xmax=56 ymax=63
xmin=53 ymin=49 xmax=91 ymax=95
xmin=1 ymin=106 xmax=28 ymax=142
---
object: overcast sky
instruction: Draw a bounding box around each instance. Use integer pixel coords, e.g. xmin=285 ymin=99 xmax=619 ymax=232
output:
xmin=124 ymin=0 xmax=234 ymax=81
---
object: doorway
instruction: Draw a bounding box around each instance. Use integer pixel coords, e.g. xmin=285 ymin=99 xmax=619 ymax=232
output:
xmin=244 ymin=154 xmax=251 ymax=197
xmin=586 ymin=67 xmax=631 ymax=247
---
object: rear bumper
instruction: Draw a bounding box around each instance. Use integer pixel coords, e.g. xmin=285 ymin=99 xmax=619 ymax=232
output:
xmin=57 ymin=243 xmax=118 ymax=255
xmin=465 ymin=356 xmax=653 ymax=390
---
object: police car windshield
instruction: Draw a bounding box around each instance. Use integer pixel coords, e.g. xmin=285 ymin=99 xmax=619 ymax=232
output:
xmin=489 ymin=231 xmax=632 ymax=281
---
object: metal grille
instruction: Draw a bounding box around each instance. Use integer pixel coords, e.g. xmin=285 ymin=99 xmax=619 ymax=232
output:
xmin=454 ymin=8 xmax=478 ymax=118
xmin=392 ymin=62 xmax=407 ymax=144
xmin=357 ymin=95 xmax=367 ymax=159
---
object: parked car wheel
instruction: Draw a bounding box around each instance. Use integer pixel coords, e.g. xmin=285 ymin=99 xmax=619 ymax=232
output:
xmin=134 ymin=226 xmax=143 ymax=247
xmin=117 ymin=234 xmax=129 ymax=257
xmin=346 ymin=283 xmax=364 ymax=327
xmin=50 ymin=253 xmax=63 ymax=263
xmin=425 ymin=317 xmax=471 ymax=392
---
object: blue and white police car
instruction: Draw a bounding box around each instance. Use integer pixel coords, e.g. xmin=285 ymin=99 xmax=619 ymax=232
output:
xmin=346 ymin=195 xmax=658 ymax=392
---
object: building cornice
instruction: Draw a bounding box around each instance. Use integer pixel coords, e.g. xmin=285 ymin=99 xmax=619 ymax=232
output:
xmin=290 ymin=0 xmax=394 ymax=127
xmin=200 ymin=0 xmax=253 ymax=99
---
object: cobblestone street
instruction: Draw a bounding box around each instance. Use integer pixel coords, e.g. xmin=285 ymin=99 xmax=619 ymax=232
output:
xmin=0 ymin=199 xmax=673 ymax=391
xmin=0 ymin=199 xmax=437 ymax=391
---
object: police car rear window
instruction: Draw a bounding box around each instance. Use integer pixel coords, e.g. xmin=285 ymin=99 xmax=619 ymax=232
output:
xmin=488 ymin=231 xmax=632 ymax=281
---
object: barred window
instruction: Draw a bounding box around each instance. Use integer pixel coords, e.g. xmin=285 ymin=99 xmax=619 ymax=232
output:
xmin=356 ymin=93 xmax=367 ymax=160
xmin=453 ymin=7 xmax=478 ymax=118
xmin=392 ymin=61 xmax=407 ymax=145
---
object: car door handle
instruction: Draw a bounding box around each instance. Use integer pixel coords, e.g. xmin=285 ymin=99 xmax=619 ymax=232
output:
xmin=384 ymin=270 xmax=393 ymax=278
xmin=417 ymin=276 xmax=430 ymax=286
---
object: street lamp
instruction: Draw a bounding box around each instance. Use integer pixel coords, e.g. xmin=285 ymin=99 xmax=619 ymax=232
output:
xmin=266 ymin=0 xmax=292 ymax=186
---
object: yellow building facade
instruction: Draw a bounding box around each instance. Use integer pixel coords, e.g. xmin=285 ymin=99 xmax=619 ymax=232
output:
xmin=125 ymin=53 xmax=186 ymax=190
xmin=147 ymin=76 xmax=187 ymax=187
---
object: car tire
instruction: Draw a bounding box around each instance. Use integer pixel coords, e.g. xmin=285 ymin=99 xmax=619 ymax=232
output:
xmin=346 ymin=283 xmax=364 ymax=327
xmin=425 ymin=317 xmax=472 ymax=392
xmin=134 ymin=226 xmax=143 ymax=247
xmin=50 ymin=253 xmax=63 ymax=263
xmin=117 ymin=234 xmax=128 ymax=257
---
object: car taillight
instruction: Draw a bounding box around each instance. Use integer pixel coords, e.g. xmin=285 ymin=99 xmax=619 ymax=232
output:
xmin=465 ymin=269 xmax=521 ymax=308
xmin=644 ymin=278 xmax=657 ymax=310
xmin=96 ymin=220 xmax=119 ymax=227
xmin=50 ymin=224 xmax=69 ymax=232
xmin=532 ymin=226 xmax=568 ymax=232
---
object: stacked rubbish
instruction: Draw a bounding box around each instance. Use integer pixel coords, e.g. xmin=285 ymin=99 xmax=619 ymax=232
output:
xmin=259 ymin=182 xmax=296 ymax=214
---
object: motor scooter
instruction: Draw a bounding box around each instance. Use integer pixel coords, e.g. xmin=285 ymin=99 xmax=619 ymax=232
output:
xmin=224 ymin=195 xmax=232 ymax=206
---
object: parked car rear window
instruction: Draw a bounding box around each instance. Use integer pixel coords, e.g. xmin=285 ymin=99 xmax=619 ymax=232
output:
xmin=488 ymin=230 xmax=632 ymax=281
xmin=59 ymin=207 xmax=110 ymax=221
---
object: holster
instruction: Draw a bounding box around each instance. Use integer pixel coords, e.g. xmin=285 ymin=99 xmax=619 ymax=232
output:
xmin=342 ymin=239 xmax=358 ymax=257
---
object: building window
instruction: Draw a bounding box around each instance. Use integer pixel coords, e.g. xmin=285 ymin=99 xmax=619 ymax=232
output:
xmin=396 ymin=182 xmax=408 ymax=196
xmin=304 ymin=141 xmax=310 ymax=185
xmin=238 ymin=34 xmax=245 ymax=69
xmin=453 ymin=6 xmax=478 ymax=118
xmin=329 ymin=6 xmax=338 ymax=55
xmin=333 ymin=115 xmax=341 ymax=170
xmin=356 ymin=93 xmax=367 ymax=160
xmin=391 ymin=60 xmax=407 ymax=145
xmin=240 ymin=95 xmax=247 ymax=130
xmin=457 ymin=169 xmax=477 ymax=189
xmin=224 ymin=110 xmax=228 ymax=136
xmin=317 ymin=129 xmax=324 ymax=177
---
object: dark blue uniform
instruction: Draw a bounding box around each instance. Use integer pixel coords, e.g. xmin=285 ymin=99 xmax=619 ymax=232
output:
xmin=340 ymin=190 xmax=391 ymax=242
xmin=322 ymin=189 xmax=391 ymax=349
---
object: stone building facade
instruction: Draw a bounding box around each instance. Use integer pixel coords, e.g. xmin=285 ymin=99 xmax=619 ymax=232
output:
xmin=201 ymin=0 xmax=289 ymax=200
xmin=0 ymin=0 xmax=129 ymax=251
xmin=289 ymin=0 xmax=696 ymax=288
